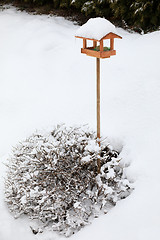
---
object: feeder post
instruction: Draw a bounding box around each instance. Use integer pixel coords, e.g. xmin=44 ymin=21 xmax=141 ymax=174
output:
xmin=97 ymin=57 xmax=101 ymax=173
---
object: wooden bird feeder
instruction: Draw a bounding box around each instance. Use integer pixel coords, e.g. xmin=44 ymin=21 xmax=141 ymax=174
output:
xmin=75 ymin=32 xmax=122 ymax=59
xmin=75 ymin=18 xmax=122 ymax=173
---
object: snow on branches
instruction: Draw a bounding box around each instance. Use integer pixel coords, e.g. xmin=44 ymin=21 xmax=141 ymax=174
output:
xmin=5 ymin=124 xmax=132 ymax=236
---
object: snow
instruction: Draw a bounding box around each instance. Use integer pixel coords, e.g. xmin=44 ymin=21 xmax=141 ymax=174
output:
xmin=75 ymin=17 xmax=117 ymax=40
xmin=81 ymin=155 xmax=91 ymax=163
xmin=1 ymin=6 xmax=160 ymax=240
xmin=84 ymin=139 xmax=100 ymax=152
xmin=74 ymin=202 xmax=81 ymax=208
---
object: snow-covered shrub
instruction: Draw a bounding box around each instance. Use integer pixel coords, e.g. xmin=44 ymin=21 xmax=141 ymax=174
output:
xmin=5 ymin=124 xmax=132 ymax=236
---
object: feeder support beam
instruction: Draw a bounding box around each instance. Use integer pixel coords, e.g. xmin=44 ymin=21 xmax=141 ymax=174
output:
xmin=110 ymin=38 xmax=114 ymax=50
xmin=100 ymin=40 xmax=103 ymax=52
xmin=93 ymin=40 xmax=97 ymax=48
xmin=83 ymin=39 xmax=87 ymax=49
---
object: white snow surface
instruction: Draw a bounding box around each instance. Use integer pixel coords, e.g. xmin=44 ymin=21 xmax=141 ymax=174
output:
xmin=75 ymin=17 xmax=117 ymax=40
xmin=1 ymin=6 xmax=160 ymax=240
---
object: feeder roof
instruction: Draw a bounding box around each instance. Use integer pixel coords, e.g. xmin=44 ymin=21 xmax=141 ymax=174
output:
xmin=75 ymin=18 xmax=118 ymax=41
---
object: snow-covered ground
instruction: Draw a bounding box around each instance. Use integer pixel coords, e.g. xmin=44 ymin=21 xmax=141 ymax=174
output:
xmin=0 ymin=6 xmax=160 ymax=240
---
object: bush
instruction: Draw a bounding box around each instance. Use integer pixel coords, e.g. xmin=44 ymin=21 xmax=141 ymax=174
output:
xmin=131 ymin=0 xmax=160 ymax=32
xmin=5 ymin=124 xmax=132 ymax=236
xmin=109 ymin=0 xmax=160 ymax=32
xmin=5 ymin=0 xmax=159 ymax=32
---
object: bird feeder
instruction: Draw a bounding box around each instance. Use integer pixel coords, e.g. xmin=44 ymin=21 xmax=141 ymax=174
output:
xmin=75 ymin=18 xmax=122 ymax=173
xmin=75 ymin=32 xmax=122 ymax=59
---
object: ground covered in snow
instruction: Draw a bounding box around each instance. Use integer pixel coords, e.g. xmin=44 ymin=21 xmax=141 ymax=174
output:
xmin=0 ymin=6 xmax=160 ymax=240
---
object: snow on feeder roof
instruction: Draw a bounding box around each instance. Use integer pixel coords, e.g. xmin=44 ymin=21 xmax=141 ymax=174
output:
xmin=75 ymin=17 xmax=121 ymax=41
xmin=75 ymin=17 xmax=122 ymax=59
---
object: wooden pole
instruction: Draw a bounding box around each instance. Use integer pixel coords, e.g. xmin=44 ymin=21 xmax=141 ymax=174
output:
xmin=97 ymin=57 xmax=101 ymax=173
